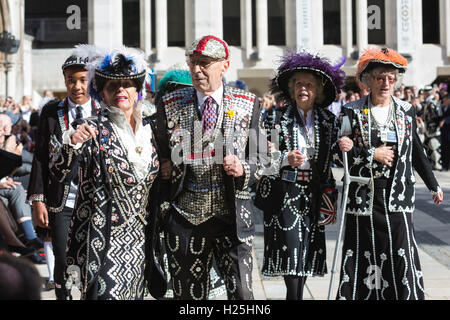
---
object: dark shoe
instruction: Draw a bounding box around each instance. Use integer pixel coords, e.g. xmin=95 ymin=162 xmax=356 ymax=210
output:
xmin=25 ymin=237 xmax=44 ymax=250
xmin=26 ymin=251 xmax=46 ymax=264
xmin=43 ymin=280 xmax=55 ymax=291
xmin=8 ymin=245 xmax=35 ymax=257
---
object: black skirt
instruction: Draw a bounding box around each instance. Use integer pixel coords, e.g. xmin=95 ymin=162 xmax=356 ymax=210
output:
xmin=262 ymin=181 xmax=327 ymax=277
xmin=337 ymin=179 xmax=425 ymax=300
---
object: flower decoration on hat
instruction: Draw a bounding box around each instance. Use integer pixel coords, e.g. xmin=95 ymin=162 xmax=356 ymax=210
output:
xmin=356 ymin=47 xmax=408 ymax=82
xmin=271 ymin=51 xmax=346 ymax=108
xmin=81 ymin=45 xmax=150 ymax=102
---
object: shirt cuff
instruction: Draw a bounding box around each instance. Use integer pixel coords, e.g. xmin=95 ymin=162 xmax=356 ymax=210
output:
xmin=62 ymin=127 xmax=83 ymax=150
xmin=282 ymin=153 xmax=290 ymax=168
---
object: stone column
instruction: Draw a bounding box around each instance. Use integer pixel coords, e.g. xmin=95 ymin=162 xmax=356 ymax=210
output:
xmin=295 ymin=0 xmax=313 ymax=52
xmin=88 ymin=0 xmax=123 ymax=47
xmin=155 ymin=0 xmax=167 ymax=61
xmin=255 ymin=0 xmax=268 ymax=60
xmin=139 ymin=0 xmax=152 ymax=57
xmin=441 ymin=0 xmax=450 ymax=57
xmin=396 ymin=0 xmax=415 ymax=54
xmin=341 ymin=0 xmax=353 ymax=56
xmin=356 ymin=0 xmax=368 ymax=52
xmin=241 ymin=0 xmax=252 ymax=58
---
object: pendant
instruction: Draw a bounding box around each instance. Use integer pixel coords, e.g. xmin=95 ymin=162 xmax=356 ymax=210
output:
xmin=135 ymin=146 xmax=143 ymax=154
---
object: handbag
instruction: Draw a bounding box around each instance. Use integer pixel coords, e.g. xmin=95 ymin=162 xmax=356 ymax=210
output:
xmin=310 ymin=160 xmax=338 ymax=226
xmin=318 ymin=185 xmax=338 ymax=226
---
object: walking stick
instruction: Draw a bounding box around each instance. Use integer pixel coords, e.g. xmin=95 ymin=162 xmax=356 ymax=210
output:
xmin=327 ymin=115 xmax=370 ymax=300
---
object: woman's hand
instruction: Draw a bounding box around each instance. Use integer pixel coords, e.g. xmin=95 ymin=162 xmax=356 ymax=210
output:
xmin=374 ymin=145 xmax=395 ymax=167
xmin=432 ymin=191 xmax=443 ymax=206
xmin=338 ymin=137 xmax=353 ymax=152
xmin=70 ymin=123 xmax=97 ymax=145
xmin=161 ymin=159 xmax=172 ymax=180
xmin=288 ymin=150 xmax=307 ymax=167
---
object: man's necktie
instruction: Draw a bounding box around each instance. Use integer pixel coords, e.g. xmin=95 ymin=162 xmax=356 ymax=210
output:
xmin=75 ymin=105 xmax=83 ymax=120
xmin=202 ymin=96 xmax=217 ymax=132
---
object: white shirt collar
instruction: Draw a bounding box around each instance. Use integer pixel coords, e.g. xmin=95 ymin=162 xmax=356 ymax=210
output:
xmin=196 ymin=85 xmax=224 ymax=107
xmin=67 ymin=97 xmax=91 ymax=110
xmin=297 ymin=107 xmax=314 ymax=125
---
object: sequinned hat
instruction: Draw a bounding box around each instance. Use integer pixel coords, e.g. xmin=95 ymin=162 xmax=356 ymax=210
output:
xmin=186 ymin=35 xmax=229 ymax=60
xmin=271 ymin=51 xmax=346 ymax=108
xmin=80 ymin=45 xmax=150 ymax=102
xmin=356 ymin=47 xmax=408 ymax=81
xmin=61 ymin=55 xmax=89 ymax=72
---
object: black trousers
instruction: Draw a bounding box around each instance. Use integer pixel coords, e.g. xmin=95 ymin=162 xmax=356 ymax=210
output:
xmin=49 ymin=206 xmax=73 ymax=300
xmin=163 ymin=209 xmax=254 ymax=300
xmin=442 ymin=140 xmax=450 ymax=170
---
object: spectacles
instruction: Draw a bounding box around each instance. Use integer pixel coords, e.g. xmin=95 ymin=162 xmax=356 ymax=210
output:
xmin=187 ymin=57 xmax=223 ymax=68
xmin=374 ymin=75 xmax=396 ymax=85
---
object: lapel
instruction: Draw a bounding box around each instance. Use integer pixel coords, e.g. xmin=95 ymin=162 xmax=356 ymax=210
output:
xmin=56 ymin=98 xmax=69 ymax=135
xmin=355 ymin=96 xmax=371 ymax=146
xmin=393 ymin=99 xmax=406 ymax=150
xmin=280 ymin=104 xmax=295 ymax=151
xmin=222 ymin=86 xmax=238 ymax=154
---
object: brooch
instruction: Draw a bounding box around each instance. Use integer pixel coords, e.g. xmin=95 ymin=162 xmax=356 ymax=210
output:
xmin=135 ymin=146 xmax=143 ymax=154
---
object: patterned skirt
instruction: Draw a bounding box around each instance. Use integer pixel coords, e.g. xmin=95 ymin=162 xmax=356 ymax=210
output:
xmin=262 ymin=183 xmax=327 ymax=277
xmin=95 ymin=216 xmax=147 ymax=300
xmin=337 ymin=179 xmax=425 ymax=300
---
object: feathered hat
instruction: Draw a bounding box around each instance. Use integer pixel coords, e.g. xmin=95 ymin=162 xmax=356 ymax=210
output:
xmin=77 ymin=45 xmax=150 ymax=102
xmin=356 ymin=47 xmax=408 ymax=81
xmin=157 ymin=63 xmax=192 ymax=96
xmin=271 ymin=51 xmax=346 ymax=108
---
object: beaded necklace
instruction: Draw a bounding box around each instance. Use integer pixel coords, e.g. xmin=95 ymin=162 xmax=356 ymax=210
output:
xmin=281 ymin=104 xmax=320 ymax=163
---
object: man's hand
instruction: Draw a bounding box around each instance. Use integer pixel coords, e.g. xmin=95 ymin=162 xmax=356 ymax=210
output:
xmin=287 ymin=150 xmax=307 ymax=167
xmin=224 ymin=155 xmax=244 ymax=177
xmin=0 ymin=177 xmax=21 ymax=189
xmin=374 ymin=145 xmax=395 ymax=167
xmin=32 ymin=201 xmax=49 ymax=228
xmin=432 ymin=191 xmax=444 ymax=206
xmin=3 ymin=135 xmax=23 ymax=156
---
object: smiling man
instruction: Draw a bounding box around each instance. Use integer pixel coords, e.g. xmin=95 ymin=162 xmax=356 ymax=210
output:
xmin=156 ymin=35 xmax=266 ymax=300
xmin=27 ymin=51 xmax=98 ymax=300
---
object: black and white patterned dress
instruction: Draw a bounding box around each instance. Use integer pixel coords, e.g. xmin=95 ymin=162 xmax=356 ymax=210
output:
xmin=336 ymin=96 xmax=441 ymax=300
xmin=51 ymin=104 xmax=160 ymax=300
xmin=260 ymin=104 xmax=339 ymax=277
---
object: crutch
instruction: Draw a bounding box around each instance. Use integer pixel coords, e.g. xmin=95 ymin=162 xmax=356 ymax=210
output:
xmin=327 ymin=115 xmax=370 ymax=300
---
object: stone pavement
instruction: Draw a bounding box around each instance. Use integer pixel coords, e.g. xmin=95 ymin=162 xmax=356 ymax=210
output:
xmin=36 ymin=168 xmax=450 ymax=300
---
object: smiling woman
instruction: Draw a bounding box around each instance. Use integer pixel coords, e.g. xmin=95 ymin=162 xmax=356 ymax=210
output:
xmin=50 ymin=45 xmax=165 ymax=300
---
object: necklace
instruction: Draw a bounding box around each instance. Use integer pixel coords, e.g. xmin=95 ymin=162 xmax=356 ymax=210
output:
xmin=369 ymin=100 xmax=395 ymax=131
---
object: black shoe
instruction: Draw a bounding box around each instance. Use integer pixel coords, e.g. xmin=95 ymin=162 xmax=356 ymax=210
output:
xmin=43 ymin=280 xmax=55 ymax=291
xmin=7 ymin=245 xmax=35 ymax=257
xmin=25 ymin=251 xmax=46 ymax=264
xmin=25 ymin=237 xmax=44 ymax=250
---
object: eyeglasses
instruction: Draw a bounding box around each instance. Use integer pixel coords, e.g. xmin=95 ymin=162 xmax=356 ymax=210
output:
xmin=187 ymin=57 xmax=223 ymax=68
xmin=374 ymin=75 xmax=396 ymax=85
